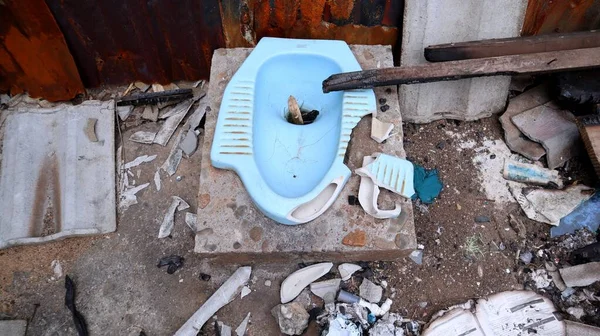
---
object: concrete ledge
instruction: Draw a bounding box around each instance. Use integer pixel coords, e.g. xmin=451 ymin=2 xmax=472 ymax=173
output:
xmin=195 ymin=45 xmax=416 ymax=263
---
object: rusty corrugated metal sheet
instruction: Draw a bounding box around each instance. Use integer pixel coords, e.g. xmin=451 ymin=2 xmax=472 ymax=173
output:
xmin=0 ymin=0 xmax=84 ymax=101
xmin=45 ymin=0 xmax=227 ymax=87
xmin=523 ymin=0 xmax=600 ymax=35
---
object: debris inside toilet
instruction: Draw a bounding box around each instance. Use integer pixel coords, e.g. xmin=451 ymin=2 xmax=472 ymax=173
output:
xmin=285 ymin=95 xmax=320 ymax=125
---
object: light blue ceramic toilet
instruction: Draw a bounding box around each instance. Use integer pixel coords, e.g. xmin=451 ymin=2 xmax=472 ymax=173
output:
xmin=211 ymin=37 xmax=376 ymax=225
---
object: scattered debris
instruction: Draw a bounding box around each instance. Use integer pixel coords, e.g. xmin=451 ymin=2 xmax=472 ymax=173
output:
xmin=519 ymin=251 xmax=533 ymax=264
xmin=160 ymin=129 xmax=185 ymax=176
xmin=174 ymin=266 xmax=251 ymax=336
xmin=271 ymin=302 xmax=310 ymax=335
xmin=51 ymin=260 xmax=63 ymax=280
xmin=338 ymin=264 xmax=362 ymax=281
xmin=117 ymin=88 xmax=193 ymax=107
xmin=371 ymin=117 xmax=394 ymax=143
xmin=512 ymin=185 xmax=594 ymax=225
xmin=357 ymin=156 xmax=401 ymax=219
xmin=412 ymin=163 xmax=443 ymax=204
xmin=158 ymin=196 xmax=190 ymax=238
xmin=325 ymin=315 xmax=362 ymax=336
xmin=530 ymin=269 xmax=551 ymax=289
xmin=567 ymin=307 xmax=586 ymax=319
xmin=503 ymin=159 xmax=563 ymax=188
xmin=409 ymin=250 xmax=423 ymax=265
xmin=280 ymin=262 xmax=333 ymax=303
xmin=240 ymin=286 xmax=251 ymax=299
xmin=235 ymin=312 xmax=250 ymax=336
xmin=184 ymin=212 xmax=197 ymax=232
xmin=134 ymin=81 xmax=150 ymax=92
xmin=84 ymin=118 xmax=98 ymax=142
xmin=369 ymin=313 xmax=409 ymax=336
xmin=551 ymin=191 xmax=600 ymax=237
xmin=65 ymin=276 xmax=89 ymax=336
xmin=499 ymin=84 xmax=550 ymax=160
xmin=154 ymin=100 xmax=195 ymax=146
xmin=511 ymin=103 xmax=580 ymax=169
xmin=287 ymin=96 xmax=304 ymax=125
xmin=141 ymin=105 xmax=159 ymax=122
xmin=359 ymin=279 xmax=383 ymax=303
xmin=124 ymin=154 xmax=157 ymax=169
xmin=310 ymin=279 xmax=341 ymax=303
xmin=157 ymin=255 xmax=184 ymax=274
xmin=179 ymin=129 xmax=199 ymax=156
xmin=129 ymin=131 xmax=157 ymax=144
xmin=217 ymin=321 xmax=232 ymax=336
xmin=119 ymin=183 xmax=150 ymax=211
xmin=153 ymin=170 xmax=162 ymax=191
xmin=117 ymin=105 xmax=134 ymax=121
xmin=560 ymin=262 xmax=600 ymax=287
xmin=544 ymin=261 xmax=567 ymax=291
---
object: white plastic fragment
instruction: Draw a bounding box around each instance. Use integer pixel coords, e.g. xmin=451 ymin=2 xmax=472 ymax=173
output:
xmin=280 ymin=262 xmax=333 ymax=303
xmin=338 ymin=263 xmax=362 ymax=281
xmin=174 ymin=266 xmax=251 ymax=336
xmin=235 ymin=312 xmax=251 ymax=336
xmin=158 ymin=196 xmax=189 ymax=238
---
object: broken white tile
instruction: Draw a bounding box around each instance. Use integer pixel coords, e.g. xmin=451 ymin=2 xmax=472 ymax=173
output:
xmin=235 ymin=312 xmax=251 ymax=336
xmin=124 ymin=154 xmax=157 ymax=169
xmin=161 ymin=130 xmax=185 ymax=176
xmin=241 ymin=286 xmax=251 ymax=298
xmin=339 ymin=263 xmax=362 ymax=281
xmin=129 ymin=131 xmax=156 ymax=144
xmin=158 ymin=196 xmax=189 ymax=238
xmin=154 ymin=100 xmax=195 ymax=146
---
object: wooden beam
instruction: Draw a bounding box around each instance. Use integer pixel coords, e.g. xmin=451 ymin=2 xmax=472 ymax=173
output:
xmin=425 ymin=30 xmax=600 ymax=62
xmin=322 ymin=47 xmax=600 ymax=93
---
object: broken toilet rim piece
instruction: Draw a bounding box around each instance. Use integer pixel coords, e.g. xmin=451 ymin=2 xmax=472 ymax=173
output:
xmin=280 ymin=262 xmax=333 ymax=303
xmin=338 ymin=263 xmax=362 ymax=281
xmin=211 ymin=37 xmax=377 ymax=225
xmin=357 ymin=155 xmax=402 ymax=219
xmin=355 ymin=153 xmax=415 ymax=199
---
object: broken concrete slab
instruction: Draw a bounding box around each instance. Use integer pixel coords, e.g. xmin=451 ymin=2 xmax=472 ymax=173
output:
xmin=0 ymin=100 xmax=116 ymax=249
xmin=399 ymin=0 xmax=527 ymax=123
xmin=499 ymin=84 xmax=550 ymax=160
xmin=195 ymin=46 xmax=416 ymax=262
xmin=512 ymin=103 xmax=581 ymax=169
xmin=560 ymin=262 xmax=600 ymax=288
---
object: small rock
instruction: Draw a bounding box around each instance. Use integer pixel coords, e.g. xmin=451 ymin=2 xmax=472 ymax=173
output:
xmin=418 ymin=301 xmax=428 ymax=308
xmin=436 ymin=141 xmax=446 ymax=150
xmin=474 ymin=216 xmax=490 ymax=223
xmin=490 ymin=154 xmax=496 ymax=159
xmin=477 ymin=265 xmax=483 ymax=278
xmin=567 ymin=307 xmax=586 ymax=319
xmin=264 ymin=280 xmax=272 ymax=287
xmin=359 ymin=278 xmax=383 ymax=303
xmin=200 ymin=273 xmax=211 ymax=281
xmin=51 ymin=260 xmax=63 ymax=279
xmin=378 ymin=98 xmax=387 ymax=104
xmin=271 ymin=302 xmax=310 ymax=335
xmin=292 ymin=288 xmax=313 ymax=311
xmin=380 ymin=104 xmax=390 ymax=112
xmin=342 ymin=230 xmax=366 ymax=247
xmin=520 ymin=251 xmax=533 ymax=264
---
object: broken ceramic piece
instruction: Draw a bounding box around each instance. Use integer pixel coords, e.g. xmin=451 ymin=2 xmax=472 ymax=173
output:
xmin=185 ymin=212 xmax=198 ymax=232
xmin=161 ymin=130 xmax=185 ymax=176
xmin=371 ymin=116 xmax=394 ymax=143
xmin=217 ymin=322 xmax=232 ymax=336
xmin=511 ymin=185 xmax=594 ymax=225
xmin=124 ymin=154 xmax=156 ymax=169
xmin=119 ymin=183 xmax=149 ymax=211
xmin=560 ymin=262 xmax=600 ymax=288
xmin=174 ymin=267 xmax=251 ymax=336
xmin=153 ymin=170 xmax=161 ymax=191
xmin=338 ymin=263 xmax=362 ymax=281
xmin=241 ymin=286 xmax=251 ymax=298
xmin=158 ymin=196 xmax=190 ymax=238
xmin=357 ymin=156 xmax=402 ymax=219
xmin=129 ymin=131 xmax=157 ymax=144
xmin=499 ymin=84 xmax=550 ymax=160
xmin=355 ymin=153 xmax=415 ymax=199
xmin=142 ymin=105 xmax=159 ymax=122
xmin=512 ymin=103 xmax=580 ymax=169
xmin=179 ymin=130 xmax=199 ymax=156
xmin=309 ymin=279 xmax=341 ymax=303
xmin=503 ymin=159 xmax=563 ymax=188
xmin=280 ymin=262 xmax=333 ymax=303
xmin=117 ymin=105 xmax=134 ymax=121
xmin=154 ymin=99 xmax=195 ymax=146
xmin=235 ymin=312 xmax=250 ymax=336
xmin=359 ymin=278 xmax=383 ymax=303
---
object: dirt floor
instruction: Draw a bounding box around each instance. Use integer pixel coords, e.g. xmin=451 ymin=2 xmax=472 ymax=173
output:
xmin=0 ymin=89 xmax=598 ymax=335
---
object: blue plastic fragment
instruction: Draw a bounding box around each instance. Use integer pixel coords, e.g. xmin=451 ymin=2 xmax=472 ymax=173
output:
xmin=367 ymin=313 xmax=376 ymax=324
xmin=551 ymin=191 xmax=600 ymax=238
xmin=412 ymin=164 xmax=443 ymax=204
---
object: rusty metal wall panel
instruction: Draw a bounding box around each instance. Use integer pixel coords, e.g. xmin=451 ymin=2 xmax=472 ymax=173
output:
xmin=0 ymin=0 xmax=84 ymax=101
xmin=523 ymin=0 xmax=600 ymax=35
xmin=45 ymin=0 xmax=226 ymax=87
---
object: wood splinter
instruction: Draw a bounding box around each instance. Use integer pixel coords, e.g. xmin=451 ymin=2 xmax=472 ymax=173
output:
xmin=287 ymin=95 xmax=304 ymax=125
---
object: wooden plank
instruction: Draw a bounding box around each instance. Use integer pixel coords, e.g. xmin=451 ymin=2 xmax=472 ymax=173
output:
xmin=425 ymin=30 xmax=600 ymax=62
xmin=578 ymin=115 xmax=600 ymax=178
xmin=322 ymin=47 xmax=600 ymax=92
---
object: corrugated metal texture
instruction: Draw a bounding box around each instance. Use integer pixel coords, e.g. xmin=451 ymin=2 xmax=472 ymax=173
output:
xmin=523 ymin=0 xmax=600 ymax=35
xmin=0 ymin=0 xmax=84 ymax=101
xmin=45 ymin=0 xmax=227 ymax=87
